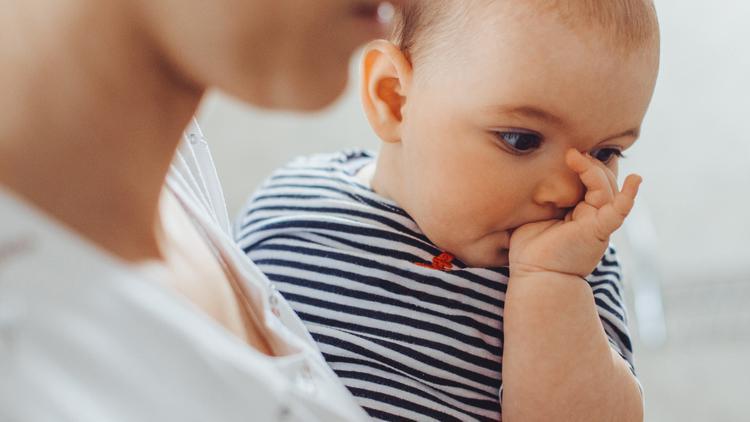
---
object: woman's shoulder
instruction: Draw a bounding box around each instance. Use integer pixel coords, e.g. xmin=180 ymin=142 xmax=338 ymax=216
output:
xmin=0 ymin=171 xmax=369 ymax=422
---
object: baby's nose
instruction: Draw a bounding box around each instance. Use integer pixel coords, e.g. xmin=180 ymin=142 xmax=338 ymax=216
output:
xmin=532 ymin=167 xmax=585 ymax=211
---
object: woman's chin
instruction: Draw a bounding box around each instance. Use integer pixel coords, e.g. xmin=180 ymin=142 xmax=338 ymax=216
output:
xmin=257 ymin=73 xmax=350 ymax=113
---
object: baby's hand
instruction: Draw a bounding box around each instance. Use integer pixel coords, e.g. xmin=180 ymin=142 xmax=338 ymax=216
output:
xmin=509 ymin=149 xmax=641 ymax=278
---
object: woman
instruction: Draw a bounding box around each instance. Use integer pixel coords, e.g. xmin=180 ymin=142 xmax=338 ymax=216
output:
xmin=0 ymin=0 xmax=400 ymax=420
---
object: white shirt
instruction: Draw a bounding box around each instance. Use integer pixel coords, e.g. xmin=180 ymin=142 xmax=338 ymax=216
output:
xmin=0 ymin=120 xmax=370 ymax=422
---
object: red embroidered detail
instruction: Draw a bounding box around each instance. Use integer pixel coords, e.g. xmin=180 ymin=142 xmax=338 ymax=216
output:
xmin=415 ymin=252 xmax=454 ymax=271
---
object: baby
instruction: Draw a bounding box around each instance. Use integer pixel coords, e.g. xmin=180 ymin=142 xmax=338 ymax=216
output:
xmin=236 ymin=0 xmax=658 ymax=420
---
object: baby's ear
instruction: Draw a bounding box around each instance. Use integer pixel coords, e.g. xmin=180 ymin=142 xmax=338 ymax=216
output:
xmin=360 ymin=40 xmax=413 ymax=144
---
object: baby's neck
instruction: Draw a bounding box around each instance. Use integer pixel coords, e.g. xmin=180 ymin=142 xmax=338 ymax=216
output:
xmin=368 ymin=152 xmax=403 ymax=204
xmin=354 ymin=162 xmax=376 ymax=189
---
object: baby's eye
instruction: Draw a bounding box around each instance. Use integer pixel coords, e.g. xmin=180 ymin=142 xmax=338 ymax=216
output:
xmin=494 ymin=131 xmax=542 ymax=153
xmin=591 ymin=147 xmax=625 ymax=164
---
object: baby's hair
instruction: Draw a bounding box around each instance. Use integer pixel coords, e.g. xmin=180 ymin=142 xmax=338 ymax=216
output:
xmin=391 ymin=0 xmax=659 ymax=63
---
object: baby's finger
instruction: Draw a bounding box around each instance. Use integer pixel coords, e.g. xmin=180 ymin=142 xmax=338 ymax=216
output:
xmin=578 ymin=151 xmax=620 ymax=196
xmin=607 ymin=168 xmax=618 ymax=193
xmin=593 ymin=174 xmax=642 ymax=239
xmin=596 ymin=156 xmax=619 ymax=195
xmin=612 ymin=174 xmax=642 ymax=217
xmin=585 ymin=189 xmax=613 ymax=208
xmin=566 ymin=148 xmax=591 ymax=174
xmin=566 ymin=149 xmax=614 ymax=207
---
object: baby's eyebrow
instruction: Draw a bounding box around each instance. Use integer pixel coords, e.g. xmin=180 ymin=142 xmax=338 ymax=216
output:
xmin=492 ymin=105 xmax=566 ymax=127
xmin=602 ymin=128 xmax=641 ymax=143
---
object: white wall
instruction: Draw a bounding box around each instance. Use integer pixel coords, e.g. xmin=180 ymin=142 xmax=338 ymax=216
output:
xmin=198 ymin=0 xmax=750 ymax=286
xmin=618 ymin=0 xmax=750 ymax=284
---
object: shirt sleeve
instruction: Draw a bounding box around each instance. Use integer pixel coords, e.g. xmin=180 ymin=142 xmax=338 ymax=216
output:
xmin=586 ymin=245 xmax=637 ymax=376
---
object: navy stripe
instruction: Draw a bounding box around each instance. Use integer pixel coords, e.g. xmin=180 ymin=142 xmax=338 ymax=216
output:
xmin=247 ymin=205 xmax=429 ymax=244
xmin=291 ymin=298 xmax=501 ymax=359
xmin=349 ymin=330 xmax=500 ymax=389
xmin=594 ymin=297 xmax=626 ymax=323
xmin=254 ymin=180 xmax=413 ymax=220
xmin=600 ymin=318 xmax=633 ymax=353
xmin=592 ymin=286 xmax=624 ymax=309
xmin=590 ymin=268 xmax=622 ymax=281
xmin=253 ymin=255 xmax=502 ymax=321
xmin=239 ymin=219 xmax=438 ymax=256
xmin=250 ymin=244 xmax=504 ymax=311
xmin=314 ymin=333 xmax=497 ymax=400
xmin=348 ymin=387 xmax=463 ymax=421
xmin=249 ymin=193 xmax=332 ymax=203
xmin=264 ymin=172 xmax=406 ymax=214
xmin=268 ymin=272 xmax=502 ymax=339
xmin=588 ymin=279 xmax=623 ymax=296
xmin=361 ymin=406 xmax=413 ymax=421
xmin=336 ymin=370 xmax=497 ymax=419
xmin=275 ymin=231 xmax=507 ymax=293
xmin=323 ymin=354 xmax=501 ymax=412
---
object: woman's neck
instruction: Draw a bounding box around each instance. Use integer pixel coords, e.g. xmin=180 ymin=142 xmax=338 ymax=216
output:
xmin=0 ymin=0 xmax=204 ymax=262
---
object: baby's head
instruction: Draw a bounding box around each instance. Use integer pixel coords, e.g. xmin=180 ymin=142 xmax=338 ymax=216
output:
xmin=360 ymin=0 xmax=660 ymax=267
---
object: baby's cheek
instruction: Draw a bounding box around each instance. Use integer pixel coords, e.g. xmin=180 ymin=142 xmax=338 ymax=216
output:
xmin=411 ymin=203 xmax=466 ymax=251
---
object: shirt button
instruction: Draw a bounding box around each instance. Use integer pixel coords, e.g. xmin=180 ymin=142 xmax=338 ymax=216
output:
xmin=269 ymin=285 xmax=280 ymax=317
xmin=296 ymin=363 xmax=317 ymax=396
xmin=0 ymin=235 xmax=36 ymax=267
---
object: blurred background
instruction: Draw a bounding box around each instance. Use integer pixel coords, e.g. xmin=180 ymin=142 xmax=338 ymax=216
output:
xmin=197 ymin=1 xmax=750 ymax=420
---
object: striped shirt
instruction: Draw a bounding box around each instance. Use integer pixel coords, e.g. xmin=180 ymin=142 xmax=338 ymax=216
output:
xmin=235 ymin=150 xmax=636 ymax=421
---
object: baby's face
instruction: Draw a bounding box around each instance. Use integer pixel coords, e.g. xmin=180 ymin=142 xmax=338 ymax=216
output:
xmin=396 ymin=3 xmax=659 ymax=267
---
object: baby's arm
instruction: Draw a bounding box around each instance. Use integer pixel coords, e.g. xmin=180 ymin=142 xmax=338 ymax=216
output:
xmin=502 ymin=150 xmax=643 ymax=422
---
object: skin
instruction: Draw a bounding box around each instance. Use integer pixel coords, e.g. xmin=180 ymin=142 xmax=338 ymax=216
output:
xmin=0 ymin=0 xmax=399 ymax=355
xmin=361 ymin=1 xmax=658 ymax=420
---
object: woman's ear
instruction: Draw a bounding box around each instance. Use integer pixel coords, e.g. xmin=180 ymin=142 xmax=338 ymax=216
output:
xmin=360 ymin=40 xmax=413 ymax=144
